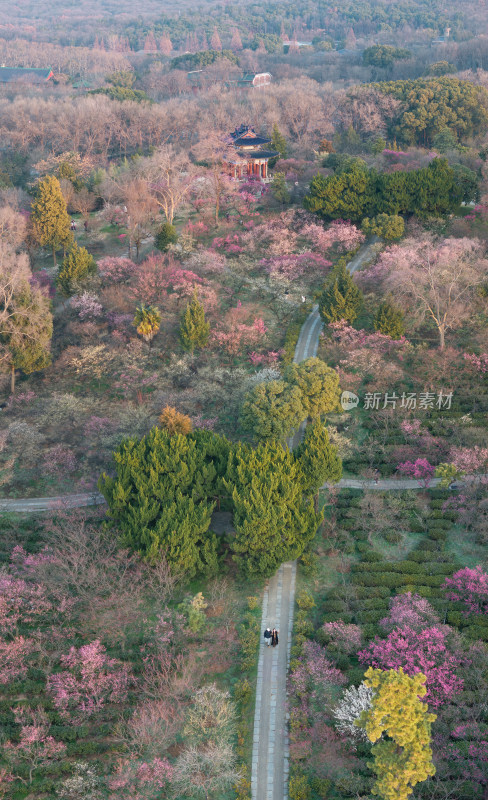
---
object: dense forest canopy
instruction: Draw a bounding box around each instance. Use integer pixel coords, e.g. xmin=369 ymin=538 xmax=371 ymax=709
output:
xmin=0 ymin=0 xmax=482 ymax=47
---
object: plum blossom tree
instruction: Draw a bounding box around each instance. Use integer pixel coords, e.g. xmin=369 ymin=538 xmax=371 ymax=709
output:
xmin=358 ymin=626 xmax=465 ymax=708
xmin=108 ymin=758 xmax=173 ymax=800
xmin=320 ymin=621 xmax=362 ymax=654
xmin=397 ymin=459 xmax=435 ymax=488
xmin=379 ymin=592 xmax=440 ymax=632
xmin=47 ymin=639 xmax=130 ymax=723
xmin=449 ymin=446 xmax=488 ymax=474
xmin=443 ymin=566 xmax=488 ymax=616
xmin=4 ymin=706 xmax=66 ymax=785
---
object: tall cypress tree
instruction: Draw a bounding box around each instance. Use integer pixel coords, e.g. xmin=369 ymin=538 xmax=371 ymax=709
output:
xmin=319 ymin=263 xmax=363 ymax=324
xmin=269 ymin=123 xmax=288 ymax=167
xmin=56 ymin=242 xmax=97 ymax=296
xmin=374 ymin=300 xmax=405 ymax=339
xmin=225 ymin=440 xmax=321 ymax=576
xmin=180 ymin=288 xmax=210 ymax=353
xmin=99 ymin=427 xmax=222 ymax=576
xmin=31 ymin=175 xmax=73 ymax=267
xmin=294 ymin=421 xmax=342 ymax=509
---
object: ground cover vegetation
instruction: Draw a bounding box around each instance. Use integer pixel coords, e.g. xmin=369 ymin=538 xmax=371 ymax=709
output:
xmin=1 ymin=2 xmax=488 ymax=798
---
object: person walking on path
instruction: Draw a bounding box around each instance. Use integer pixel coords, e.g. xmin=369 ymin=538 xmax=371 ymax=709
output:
xmin=264 ymin=627 xmax=272 ymax=646
xmin=271 ymin=628 xmax=279 ymax=647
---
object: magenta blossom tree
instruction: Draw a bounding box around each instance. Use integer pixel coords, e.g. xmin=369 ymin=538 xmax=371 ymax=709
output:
xmin=358 ymin=625 xmax=465 ymax=708
xmin=397 ymin=458 xmax=435 ymax=487
xmin=47 ymin=640 xmax=130 ymax=723
xmin=443 ymin=566 xmax=488 ymax=616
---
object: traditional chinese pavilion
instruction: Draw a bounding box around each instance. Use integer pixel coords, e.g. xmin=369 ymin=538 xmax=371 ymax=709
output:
xmin=227 ymin=125 xmax=278 ymax=181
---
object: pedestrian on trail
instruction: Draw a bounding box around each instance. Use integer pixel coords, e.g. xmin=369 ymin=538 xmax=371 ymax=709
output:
xmin=84 ymin=219 xmax=88 ymax=232
xmin=264 ymin=627 xmax=272 ymax=647
xmin=374 ymin=469 xmax=380 ymax=485
xmin=271 ymin=628 xmax=279 ymax=647
xmin=70 ymin=219 xmax=76 ymax=231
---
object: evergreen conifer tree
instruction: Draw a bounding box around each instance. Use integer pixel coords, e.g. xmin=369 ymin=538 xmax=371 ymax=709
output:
xmin=99 ymin=427 xmax=225 ymax=576
xmin=295 ymin=420 xmax=342 ymax=496
xmin=241 ymin=380 xmax=304 ymax=442
xmin=374 ymin=300 xmax=405 ymax=339
xmin=271 ymin=172 xmax=291 ymax=205
xmin=269 ymin=124 xmax=288 ymax=167
xmin=180 ymin=289 xmax=210 ymax=353
xmin=319 ymin=263 xmax=363 ymax=324
xmin=57 ymin=242 xmax=96 ymax=296
xmin=225 ymin=440 xmax=321 ymax=576
xmin=285 ymin=357 xmax=341 ymax=420
xmin=31 ymin=175 xmax=73 ymax=267
xmin=155 ymin=222 xmax=178 ymax=252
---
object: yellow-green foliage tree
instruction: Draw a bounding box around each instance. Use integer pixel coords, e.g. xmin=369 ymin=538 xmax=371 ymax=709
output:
xmin=31 ymin=175 xmax=73 ymax=267
xmin=159 ymin=405 xmax=193 ymax=436
xmin=358 ymin=667 xmax=436 ymax=800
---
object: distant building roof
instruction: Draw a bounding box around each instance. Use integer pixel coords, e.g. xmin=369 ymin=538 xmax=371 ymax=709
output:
xmin=230 ymin=125 xmax=271 ymax=147
xmin=0 ymin=66 xmax=54 ymax=83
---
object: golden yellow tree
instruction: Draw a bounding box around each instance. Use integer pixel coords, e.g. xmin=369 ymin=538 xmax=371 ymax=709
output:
xmin=357 ymin=667 xmax=436 ymax=800
xmin=159 ymin=406 xmax=193 ymax=436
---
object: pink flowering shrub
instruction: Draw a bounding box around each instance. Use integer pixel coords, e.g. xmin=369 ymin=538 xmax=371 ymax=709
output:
xmin=43 ymin=445 xmax=77 ymax=476
xmin=248 ymin=350 xmax=283 ymax=366
xmin=98 ymin=257 xmax=136 ymax=283
xmin=4 ymin=706 xmax=66 ymax=785
xmin=328 ymin=319 xmax=410 ymax=351
xmin=320 ymin=621 xmax=362 ymax=654
xmin=449 ymin=446 xmax=488 ymax=474
xmin=0 ymin=636 xmax=36 ymax=685
xmin=379 ymin=592 xmax=440 ymax=632
xmin=260 ymin=252 xmax=332 ymax=280
xmin=400 ymin=419 xmax=422 ymax=439
xmin=6 ymin=391 xmax=36 ymax=408
xmin=212 ymin=314 xmax=267 ymax=357
xmin=109 ymin=757 xmax=173 ymax=800
xmin=191 ymin=414 xmax=218 ymax=431
xmin=0 ymin=574 xmax=51 ymax=635
xmin=301 ymin=219 xmax=365 ymax=253
xmin=358 ymin=625 xmax=465 ymax=707
xmin=212 ymin=233 xmax=243 ymax=255
xmin=463 ymin=352 xmax=488 ymax=374
xmin=47 ymin=640 xmax=130 ymax=723
xmin=70 ymin=292 xmax=103 ymax=320
xmin=290 ymin=640 xmax=346 ymax=699
xmin=184 ymin=249 xmax=227 ymax=274
xmin=397 ymin=458 xmax=435 ymax=487
xmin=443 ymin=566 xmax=488 ymax=616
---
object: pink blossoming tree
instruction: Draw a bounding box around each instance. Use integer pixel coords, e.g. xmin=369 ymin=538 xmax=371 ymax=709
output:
xmin=47 ymin=639 xmax=130 ymax=723
xmin=358 ymin=625 xmax=465 ymax=707
xmin=443 ymin=566 xmax=488 ymax=616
